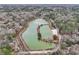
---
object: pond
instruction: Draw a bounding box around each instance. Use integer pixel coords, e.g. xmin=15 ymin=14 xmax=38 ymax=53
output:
xmin=22 ymin=19 xmax=54 ymax=50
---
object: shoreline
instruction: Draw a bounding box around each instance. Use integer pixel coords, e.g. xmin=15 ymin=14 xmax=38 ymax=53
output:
xmin=16 ymin=20 xmax=35 ymax=51
xmin=16 ymin=26 xmax=30 ymax=51
xmin=16 ymin=19 xmax=61 ymax=54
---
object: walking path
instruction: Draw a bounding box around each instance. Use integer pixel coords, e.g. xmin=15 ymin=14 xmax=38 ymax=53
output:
xmin=16 ymin=19 xmax=61 ymax=54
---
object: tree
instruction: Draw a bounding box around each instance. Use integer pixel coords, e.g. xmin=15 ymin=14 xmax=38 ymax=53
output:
xmin=0 ymin=44 xmax=13 ymax=55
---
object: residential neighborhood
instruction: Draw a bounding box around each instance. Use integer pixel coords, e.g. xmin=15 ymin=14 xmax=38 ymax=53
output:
xmin=0 ymin=4 xmax=79 ymax=55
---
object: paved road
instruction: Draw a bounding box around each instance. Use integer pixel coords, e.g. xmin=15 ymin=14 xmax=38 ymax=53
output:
xmin=16 ymin=42 xmax=61 ymax=55
xmin=16 ymin=19 xmax=61 ymax=55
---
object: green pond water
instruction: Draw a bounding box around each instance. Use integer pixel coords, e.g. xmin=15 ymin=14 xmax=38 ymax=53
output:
xmin=22 ymin=19 xmax=54 ymax=50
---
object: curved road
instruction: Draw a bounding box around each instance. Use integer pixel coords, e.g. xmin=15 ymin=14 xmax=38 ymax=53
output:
xmin=16 ymin=19 xmax=61 ymax=55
